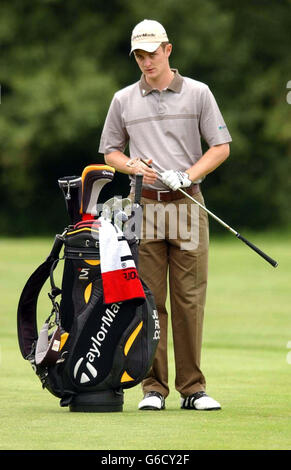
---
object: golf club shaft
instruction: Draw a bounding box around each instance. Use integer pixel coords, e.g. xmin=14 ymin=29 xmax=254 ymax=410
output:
xmin=141 ymin=160 xmax=278 ymax=268
xmin=127 ymin=173 xmax=144 ymax=244
xmin=134 ymin=173 xmax=143 ymax=206
xmin=178 ymin=188 xmax=278 ymax=268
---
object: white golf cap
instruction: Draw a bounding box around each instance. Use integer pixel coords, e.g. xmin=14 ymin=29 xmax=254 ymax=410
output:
xmin=130 ymin=19 xmax=169 ymax=54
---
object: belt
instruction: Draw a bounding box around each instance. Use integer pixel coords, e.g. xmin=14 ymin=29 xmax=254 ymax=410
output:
xmin=141 ymin=184 xmax=200 ymax=202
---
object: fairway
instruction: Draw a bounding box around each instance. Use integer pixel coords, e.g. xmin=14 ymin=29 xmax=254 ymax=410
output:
xmin=0 ymin=231 xmax=290 ymax=450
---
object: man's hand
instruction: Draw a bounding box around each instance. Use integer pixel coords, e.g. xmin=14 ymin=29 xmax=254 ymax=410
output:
xmin=126 ymin=157 xmax=157 ymax=185
xmin=161 ymin=170 xmax=192 ymax=191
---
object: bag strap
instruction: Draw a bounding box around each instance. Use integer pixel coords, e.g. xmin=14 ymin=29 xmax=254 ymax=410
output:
xmin=17 ymin=233 xmax=65 ymax=360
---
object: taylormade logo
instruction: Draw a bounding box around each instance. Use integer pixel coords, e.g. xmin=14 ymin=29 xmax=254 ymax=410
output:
xmin=73 ymin=303 xmax=121 ymax=384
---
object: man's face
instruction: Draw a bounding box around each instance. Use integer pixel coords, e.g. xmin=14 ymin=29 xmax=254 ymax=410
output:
xmin=133 ymin=44 xmax=172 ymax=82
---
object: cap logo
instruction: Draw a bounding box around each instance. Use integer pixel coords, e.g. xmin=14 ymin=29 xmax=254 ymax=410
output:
xmin=132 ymin=32 xmax=167 ymax=43
xmin=133 ymin=33 xmax=156 ymax=40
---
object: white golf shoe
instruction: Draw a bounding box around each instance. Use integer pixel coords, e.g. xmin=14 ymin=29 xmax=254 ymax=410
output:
xmin=138 ymin=391 xmax=165 ymax=410
xmin=181 ymin=391 xmax=221 ymax=410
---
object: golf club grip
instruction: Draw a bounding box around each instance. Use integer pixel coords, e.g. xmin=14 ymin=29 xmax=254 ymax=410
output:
xmin=236 ymin=233 xmax=278 ymax=268
xmin=134 ymin=173 xmax=143 ymax=205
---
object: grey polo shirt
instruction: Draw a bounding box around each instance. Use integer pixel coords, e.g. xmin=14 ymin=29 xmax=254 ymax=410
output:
xmin=99 ymin=69 xmax=232 ymax=190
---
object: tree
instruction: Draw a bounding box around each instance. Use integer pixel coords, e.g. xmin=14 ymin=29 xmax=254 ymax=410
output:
xmin=0 ymin=0 xmax=290 ymax=234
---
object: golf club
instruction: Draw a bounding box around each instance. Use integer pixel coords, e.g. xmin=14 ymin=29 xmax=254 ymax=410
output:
xmin=123 ymin=173 xmax=144 ymax=243
xmin=58 ymin=175 xmax=82 ymax=225
xmin=141 ymin=159 xmax=278 ymax=268
xmin=80 ymin=164 xmax=115 ymax=218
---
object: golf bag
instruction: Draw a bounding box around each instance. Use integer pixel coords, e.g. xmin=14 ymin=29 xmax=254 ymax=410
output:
xmin=17 ymin=164 xmax=160 ymax=412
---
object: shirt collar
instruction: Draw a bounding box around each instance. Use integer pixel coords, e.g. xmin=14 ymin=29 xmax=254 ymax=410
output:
xmin=139 ymin=69 xmax=183 ymax=96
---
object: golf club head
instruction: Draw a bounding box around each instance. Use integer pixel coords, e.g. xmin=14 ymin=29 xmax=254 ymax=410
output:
xmin=80 ymin=164 xmax=115 ymax=219
xmin=101 ymin=197 xmax=132 ymax=220
xmin=58 ymin=175 xmax=82 ymax=225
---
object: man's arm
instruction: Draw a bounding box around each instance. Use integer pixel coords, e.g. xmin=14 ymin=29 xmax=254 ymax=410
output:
xmin=160 ymin=143 xmax=230 ymax=191
xmin=105 ymin=151 xmax=157 ymax=185
xmin=186 ymin=143 xmax=230 ymax=182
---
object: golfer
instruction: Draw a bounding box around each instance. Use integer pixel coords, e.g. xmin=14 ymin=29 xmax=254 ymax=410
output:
xmin=99 ymin=19 xmax=232 ymax=411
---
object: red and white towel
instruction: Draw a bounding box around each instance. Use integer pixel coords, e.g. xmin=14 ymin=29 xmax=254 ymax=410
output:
xmin=98 ymin=217 xmax=145 ymax=304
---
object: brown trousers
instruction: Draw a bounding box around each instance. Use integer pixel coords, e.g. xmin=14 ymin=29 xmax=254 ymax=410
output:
xmin=137 ymin=192 xmax=209 ymax=398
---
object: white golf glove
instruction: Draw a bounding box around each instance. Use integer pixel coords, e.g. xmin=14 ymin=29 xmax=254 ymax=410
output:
xmin=161 ymin=170 xmax=192 ymax=191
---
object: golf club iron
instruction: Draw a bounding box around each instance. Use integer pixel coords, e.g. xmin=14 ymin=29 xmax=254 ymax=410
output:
xmin=141 ymin=160 xmax=278 ymax=268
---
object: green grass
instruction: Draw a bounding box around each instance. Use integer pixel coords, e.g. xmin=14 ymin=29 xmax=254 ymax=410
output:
xmin=0 ymin=230 xmax=290 ymax=450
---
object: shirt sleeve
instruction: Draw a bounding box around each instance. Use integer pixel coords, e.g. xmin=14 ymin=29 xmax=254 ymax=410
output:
xmin=199 ymin=86 xmax=232 ymax=147
xmin=98 ymin=94 xmax=129 ymax=154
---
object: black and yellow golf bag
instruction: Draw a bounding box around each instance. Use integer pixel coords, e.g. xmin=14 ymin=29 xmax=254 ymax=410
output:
xmin=17 ymin=165 xmax=160 ymax=412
